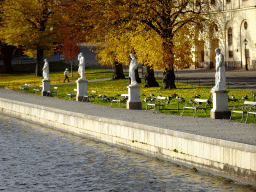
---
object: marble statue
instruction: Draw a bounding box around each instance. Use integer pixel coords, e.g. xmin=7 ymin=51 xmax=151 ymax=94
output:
xmin=129 ymin=53 xmax=138 ymax=87
xmin=42 ymin=59 xmax=50 ymax=80
xmin=212 ymin=48 xmax=226 ymax=91
xmin=78 ymin=52 xmax=85 ymax=80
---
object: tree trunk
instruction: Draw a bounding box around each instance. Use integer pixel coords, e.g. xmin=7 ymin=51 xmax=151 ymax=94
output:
xmin=135 ymin=68 xmax=141 ymax=83
xmin=2 ymin=45 xmax=15 ymax=73
xmin=36 ymin=47 xmax=44 ymax=77
xmin=144 ymin=66 xmax=159 ymax=87
xmin=128 ymin=68 xmax=141 ymax=84
xmin=113 ymin=62 xmax=125 ymax=80
xmin=70 ymin=60 xmax=73 ymax=77
xmin=162 ymin=68 xmax=176 ymax=89
xmin=161 ymin=38 xmax=176 ymax=89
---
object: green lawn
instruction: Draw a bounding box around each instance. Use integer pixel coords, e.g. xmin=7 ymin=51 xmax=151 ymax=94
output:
xmin=13 ymin=78 xmax=256 ymax=123
xmin=0 ymin=61 xmax=114 ymax=88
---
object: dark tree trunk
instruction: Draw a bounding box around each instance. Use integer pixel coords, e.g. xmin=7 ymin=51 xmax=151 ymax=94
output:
xmin=113 ymin=62 xmax=125 ymax=80
xmin=1 ymin=45 xmax=15 ymax=73
xmin=128 ymin=68 xmax=141 ymax=84
xmin=144 ymin=66 xmax=159 ymax=87
xmin=36 ymin=47 xmax=44 ymax=77
xmin=162 ymin=68 xmax=176 ymax=89
xmin=135 ymin=68 xmax=141 ymax=83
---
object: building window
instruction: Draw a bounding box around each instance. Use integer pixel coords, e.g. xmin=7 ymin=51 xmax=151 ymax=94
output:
xmin=228 ymin=27 xmax=232 ymax=46
xmin=229 ymin=51 xmax=233 ymax=58
xmin=244 ymin=22 xmax=248 ymax=30
xmin=226 ymin=0 xmax=231 ymax=3
xmin=211 ymin=0 xmax=215 ymax=5
xmin=214 ymin=24 xmax=218 ymax=32
xmin=201 ymin=51 xmax=204 ymax=62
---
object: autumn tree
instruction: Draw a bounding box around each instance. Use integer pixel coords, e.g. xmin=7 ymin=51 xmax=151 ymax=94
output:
xmin=95 ymin=28 xmax=140 ymax=81
xmin=60 ymin=38 xmax=80 ymax=77
xmin=0 ymin=43 xmax=16 ymax=73
xmin=92 ymin=0 xmax=212 ymax=88
xmin=0 ymin=0 xmax=60 ymax=76
xmin=95 ymin=46 xmax=126 ymax=80
xmin=55 ymin=0 xmax=94 ymax=43
xmin=0 ymin=0 xmax=15 ymax=73
xmin=95 ymin=23 xmax=194 ymax=87
xmin=55 ymin=0 xmax=126 ymax=80
xmin=55 ymin=0 xmax=103 ymax=77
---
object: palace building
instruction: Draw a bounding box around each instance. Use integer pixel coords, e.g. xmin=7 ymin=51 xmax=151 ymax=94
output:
xmin=194 ymin=0 xmax=256 ymax=70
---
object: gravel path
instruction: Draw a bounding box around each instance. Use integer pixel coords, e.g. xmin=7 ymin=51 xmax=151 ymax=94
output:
xmin=0 ymin=88 xmax=255 ymax=146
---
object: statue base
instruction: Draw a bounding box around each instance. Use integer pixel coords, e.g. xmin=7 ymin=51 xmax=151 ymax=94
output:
xmin=210 ymin=110 xmax=231 ymax=119
xmin=126 ymin=102 xmax=142 ymax=110
xmin=210 ymin=90 xmax=230 ymax=119
xmin=76 ymin=79 xmax=88 ymax=101
xmin=42 ymin=79 xmax=50 ymax=96
xmin=126 ymin=84 xmax=141 ymax=110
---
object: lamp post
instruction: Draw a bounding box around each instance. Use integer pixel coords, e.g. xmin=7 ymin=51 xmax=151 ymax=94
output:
xmin=243 ymin=39 xmax=248 ymax=70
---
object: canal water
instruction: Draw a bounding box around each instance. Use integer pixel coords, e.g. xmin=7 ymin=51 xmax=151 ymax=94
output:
xmin=0 ymin=114 xmax=254 ymax=191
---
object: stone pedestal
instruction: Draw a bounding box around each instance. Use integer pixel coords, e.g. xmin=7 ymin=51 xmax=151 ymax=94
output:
xmin=42 ymin=79 xmax=50 ymax=96
xmin=76 ymin=79 xmax=88 ymax=101
xmin=210 ymin=90 xmax=231 ymax=119
xmin=126 ymin=85 xmax=142 ymax=110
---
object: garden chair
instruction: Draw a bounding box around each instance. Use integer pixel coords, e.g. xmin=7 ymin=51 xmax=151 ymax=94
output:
xmin=146 ymin=96 xmax=167 ymax=112
xmin=111 ymin=94 xmax=128 ymax=107
xmin=230 ymin=101 xmax=256 ymax=123
xmin=82 ymin=90 xmax=97 ymax=102
xmin=182 ymin=98 xmax=209 ymax=117
xmin=46 ymin=87 xmax=58 ymax=97
xmin=66 ymin=89 xmax=76 ymax=100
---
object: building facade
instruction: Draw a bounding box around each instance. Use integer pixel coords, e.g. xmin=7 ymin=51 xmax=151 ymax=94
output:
xmin=195 ymin=0 xmax=256 ymax=70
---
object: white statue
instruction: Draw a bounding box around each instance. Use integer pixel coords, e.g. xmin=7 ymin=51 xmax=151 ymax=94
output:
xmin=42 ymin=59 xmax=50 ymax=80
xmin=212 ymin=48 xmax=226 ymax=91
xmin=129 ymin=53 xmax=138 ymax=87
xmin=78 ymin=52 xmax=85 ymax=80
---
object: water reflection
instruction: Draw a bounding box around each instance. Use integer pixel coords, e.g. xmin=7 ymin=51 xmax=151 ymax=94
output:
xmin=0 ymin=114 xmax=254 ymax=191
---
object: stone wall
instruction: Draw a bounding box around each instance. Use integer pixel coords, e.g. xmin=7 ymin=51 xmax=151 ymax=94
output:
xmin=0 ymin=98 xmax=255 ymax=185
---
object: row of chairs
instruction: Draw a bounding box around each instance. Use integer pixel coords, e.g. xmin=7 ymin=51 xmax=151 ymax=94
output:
xmin=145 ymin=95 xmax=210 ymax=118
xmin=229 ymin=101 xmax=256 ymax=123
xmin=65 ymin=89 xmax=97 ymax=102
xmin=32 ymin=86 xmax=58 ymax=97
xmin=19 ymin=83 xmax=58 ymax=97
xmin=64 ymin=89 xmax=256 ymax=123
xmin=145 ymin=95 xmax=256 ymax=123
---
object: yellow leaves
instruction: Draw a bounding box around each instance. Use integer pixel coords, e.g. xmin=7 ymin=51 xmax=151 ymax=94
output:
xmin=95 ymin=21 xmax=195 ymax=71
xmin=0 ymin=0 xmax=59 ymax=59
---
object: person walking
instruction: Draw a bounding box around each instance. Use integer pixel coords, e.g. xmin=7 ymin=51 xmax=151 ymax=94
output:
xmin=64 ymin=68 xmax=70 ymax=83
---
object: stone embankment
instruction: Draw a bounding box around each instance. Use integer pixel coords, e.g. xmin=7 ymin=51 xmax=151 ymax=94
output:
xmin=0 ymin=88 xmax=255 ymax=187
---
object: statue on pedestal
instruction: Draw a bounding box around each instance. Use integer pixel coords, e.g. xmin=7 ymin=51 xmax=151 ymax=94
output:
xmin=129 ymin=53 xmax=138 ymax=87
xmin=212 ymin=48 xmax=226 ymax=91
xmin=42 ymin=59 xmax=50 ymax=80
xmin=78 ymin=52 xmax=85 ymax=80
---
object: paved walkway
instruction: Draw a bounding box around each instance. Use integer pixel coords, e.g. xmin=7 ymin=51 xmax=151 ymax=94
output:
xmin=116 ymin=68 xmax=256 ymax=90
xmin=0 ymin=88 xmax=255 ymax=146
xmin=175 ymin=69 xmax=256 ymax=90
xmin=161 ymin=69 xmax=256 ymax=90
xmin=53 ymin=68 xmax=256 ymax=90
